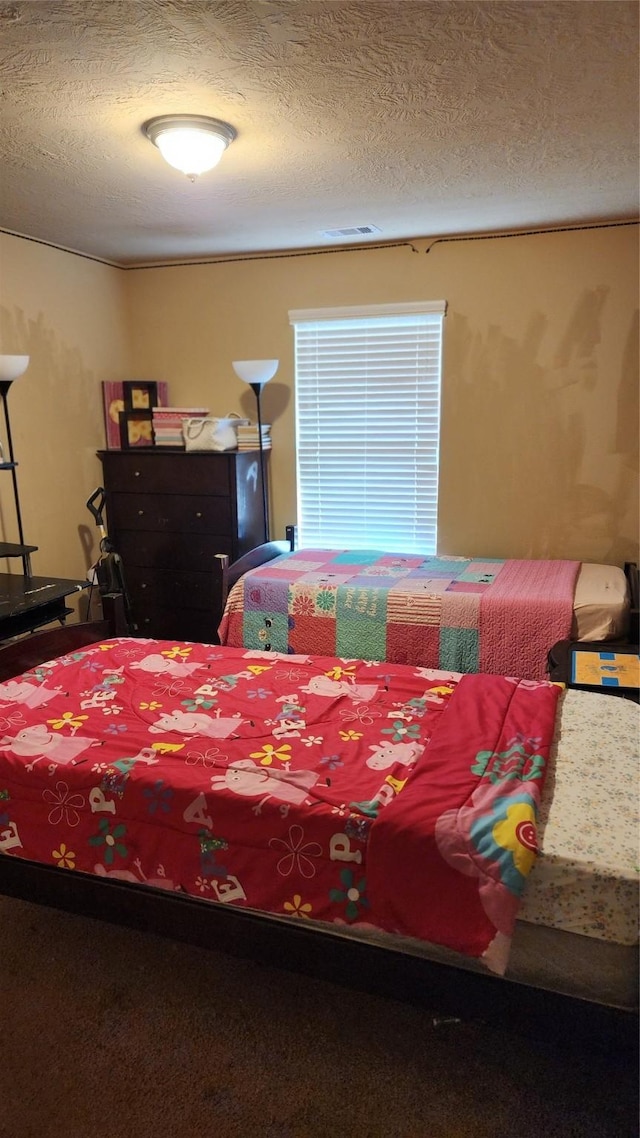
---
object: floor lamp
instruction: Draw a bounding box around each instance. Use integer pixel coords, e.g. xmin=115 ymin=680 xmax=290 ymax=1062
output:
xmin=232 ymin=359 xmax=278 ymax=543
xmin=0 ymin=355 xmax=32 ymax=575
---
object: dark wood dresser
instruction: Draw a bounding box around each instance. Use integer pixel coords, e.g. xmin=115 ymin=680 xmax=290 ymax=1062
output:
xmin=98 ymin=449 xmax=268 ymax=641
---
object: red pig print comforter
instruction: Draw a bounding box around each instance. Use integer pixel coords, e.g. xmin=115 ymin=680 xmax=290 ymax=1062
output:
xmin=0 ymin=638 xmax=560 ymax=971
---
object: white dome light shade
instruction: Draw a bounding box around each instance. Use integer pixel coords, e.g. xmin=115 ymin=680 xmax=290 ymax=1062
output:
xmin=232 ymin=360 xmax=279 ymax=386
xmin=144 ymin=115 xmax=236 ymax=179
xmin=0 ymin=355 xmax=29 ymax=383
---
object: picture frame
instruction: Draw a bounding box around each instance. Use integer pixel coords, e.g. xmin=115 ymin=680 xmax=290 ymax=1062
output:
xmin=102 ymin=380 xmax=169 ymax=449
xmin=118 ymin=409 xmax=155 ymax=449
xmin=122 ymin=380 xmax=159 ymax=411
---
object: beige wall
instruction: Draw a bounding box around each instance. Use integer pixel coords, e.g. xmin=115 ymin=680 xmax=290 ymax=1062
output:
xmin=0 ymin=223 xmax=637 ymax=595
xmin=126 ymin=224 xmax=639 ymax=564
xmin=0 ymin=232 xmax=130 ymax=585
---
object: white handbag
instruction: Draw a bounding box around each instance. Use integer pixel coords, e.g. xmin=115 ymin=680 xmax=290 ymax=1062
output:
xmin=183 ymin=414 xmax=242 ymax=452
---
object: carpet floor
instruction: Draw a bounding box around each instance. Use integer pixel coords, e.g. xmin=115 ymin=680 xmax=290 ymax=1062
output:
xmin=0 ymin=895 xmax=637 ymax=1138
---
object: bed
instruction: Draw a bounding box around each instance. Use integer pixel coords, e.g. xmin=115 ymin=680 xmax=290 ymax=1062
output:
xmin=0 ymin=612 xmax=636 ymax=1046
xmin=216 ymin=545 xmax=636 ymax=680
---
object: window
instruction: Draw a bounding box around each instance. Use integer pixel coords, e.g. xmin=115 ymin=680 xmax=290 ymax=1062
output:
xmin=289 ymin=301 xmax=446 ymax=554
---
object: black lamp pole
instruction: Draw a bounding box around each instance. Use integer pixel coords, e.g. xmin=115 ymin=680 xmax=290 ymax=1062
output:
xmin=0 ymin=380 xmax=30 ymax=574
xmin=250 ymin=381 xmax=269 ymax=543
xmin=232 ymin=359 xmax=277 ymax=546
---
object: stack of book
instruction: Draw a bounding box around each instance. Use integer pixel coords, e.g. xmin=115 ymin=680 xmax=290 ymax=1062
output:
xmin=236 ymin=423 xmax=272 ymax=451
xmin=152 ymin=407 xmax=209 ymax=448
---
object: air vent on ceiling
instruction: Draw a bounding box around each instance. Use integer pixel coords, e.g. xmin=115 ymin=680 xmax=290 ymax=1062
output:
xmin=320 ymin=225 xmax=382 ymax=238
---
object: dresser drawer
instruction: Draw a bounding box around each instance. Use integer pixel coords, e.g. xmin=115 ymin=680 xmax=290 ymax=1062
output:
xmin=100 ymin=452 xmax=232 ymax=496
xmin=133 ymin=605 xmax=220 ymax=643
xmin=125 ymin=566 xmax=220 ymax=612
xmin=108 ymin=492 xmax=232 ymax=534
xmin=116 ymin=530 xmax=233 ymax=570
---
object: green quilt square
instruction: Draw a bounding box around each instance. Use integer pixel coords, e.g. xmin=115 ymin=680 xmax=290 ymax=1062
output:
xmin=242 ymin=610 xmax=289 ymax=653
xmin=439 ymin=627 xmax=479 ymax=672
xmin=336 ymin=586 xmax=387 ymax=660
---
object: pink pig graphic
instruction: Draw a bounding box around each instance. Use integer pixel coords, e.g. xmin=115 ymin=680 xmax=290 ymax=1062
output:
xmin=243 ymin=649 xmax=311 ymax=663
xmin=148 ymin=710 xmax=242 ymax=738
xmin=211 ymin=759 xmax=319 ymax=806
xmin=366 ymin=740 xmax=424 ymax=770
xmin=0 ymin=679 xmax=58 ymax=709
xmin=1 ymin=723 xmax=98 ymax=768
xmin=94 ymin=863 xmax=179 ymax=891
xmin=299 ymin=675 xmax=378 ymax=701
xmin=130 ymin=654 xmax=203 ymax=677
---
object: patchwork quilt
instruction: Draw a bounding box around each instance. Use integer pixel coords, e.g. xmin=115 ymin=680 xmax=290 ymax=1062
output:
xmin=0 ymin=637 xmax=560 ymax=971
xmin=218 ymin=550 xmax=580 ymax=680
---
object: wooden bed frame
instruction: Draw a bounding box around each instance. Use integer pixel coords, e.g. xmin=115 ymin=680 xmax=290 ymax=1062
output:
xmin=213 ymin=539 xmax=293 ymax=611
xmin=0 ymin=602 xmax=636 ymax=1052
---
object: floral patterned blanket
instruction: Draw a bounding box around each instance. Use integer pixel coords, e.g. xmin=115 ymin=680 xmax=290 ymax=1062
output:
xmin=0 ymin=638 xmax=560 ymax=971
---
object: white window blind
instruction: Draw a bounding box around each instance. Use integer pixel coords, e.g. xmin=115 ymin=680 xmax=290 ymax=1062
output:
xmin=289 ymin=301 xmax=446 ymax=554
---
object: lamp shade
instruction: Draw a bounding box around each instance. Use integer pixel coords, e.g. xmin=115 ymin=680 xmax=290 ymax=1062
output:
xmin=0 ymin=355 xmax=29 ymax=383
xmin=232 ymin=360 xmax=279 ymax=387
xmin=144 ymin=115 xmax=236 ymax=178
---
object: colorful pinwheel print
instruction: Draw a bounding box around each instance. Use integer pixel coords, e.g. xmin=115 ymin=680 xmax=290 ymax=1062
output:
xmin=88 ymin=819 xmax=128 ymax=865
xmin=320 ymin=753 xmax=344 ymax=771
xmin=329 ymin=868 xmax=369 ymax=921
xmin=250 ymin=742 xmax=292 ymax=767
xmin=143 ymin=780 xmax=174 ymax=816
xmin=283 ymin=894 xmax=313 ymax=917
xmin=47 ymin=710 xmax=89 ymax=733
xmin=381 ymin=720 xmax=420 ymax=743
xmin=52 ymin=843 xmax=76 ymax=869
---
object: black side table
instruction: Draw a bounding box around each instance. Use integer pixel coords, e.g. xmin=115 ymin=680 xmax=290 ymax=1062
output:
xmin=548 ymin=639 xmax=640 ymax=702
xmin=0 ymin=574 xmax=88 ymax=641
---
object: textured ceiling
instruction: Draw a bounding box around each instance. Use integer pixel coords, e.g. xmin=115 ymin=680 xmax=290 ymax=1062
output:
xmin=0 ymin=0 xmax=638 ymax=267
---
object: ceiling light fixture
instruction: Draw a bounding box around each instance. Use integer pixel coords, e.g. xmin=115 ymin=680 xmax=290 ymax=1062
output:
xmin=143 ymin=114 xmax=236 ymax=181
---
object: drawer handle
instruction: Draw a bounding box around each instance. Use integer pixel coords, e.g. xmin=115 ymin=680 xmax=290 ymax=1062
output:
xmin=134 ymin=471 xmax=141 ymax=477
xmin=140 ymin=582 xmax=147 ymax=589
xmin=138 ymin=509 xmax=145 ymax=516
xmin=196 ymin=511 xmax=202 ymax=518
